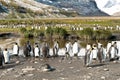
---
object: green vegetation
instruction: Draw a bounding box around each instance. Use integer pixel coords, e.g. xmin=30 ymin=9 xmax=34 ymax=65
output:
xmin=20 ymin=28 xmax=27 ymax=33
xmin=0 ymin=18 xmax=120 ymax=27
xmin=0 ymin=18 xmax=120 ymax=40
xmin=79 ymin=28 xmax=112 ymax=40
xmin=94 ymin=30 xmax=112 ymax=40
xmin=46 ymin=27 xmax=53 ymax=39
xmin=46 ymin=27 xmax=68 ymax=39
xmin=79 ymin=28 xmax=94 ymax=40
xmin=19 ymin=27 xmax=68 ymax=39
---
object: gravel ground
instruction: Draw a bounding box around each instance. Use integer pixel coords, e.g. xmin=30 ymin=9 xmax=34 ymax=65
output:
xmin=0 ymin=56 xmax=120 ymax=80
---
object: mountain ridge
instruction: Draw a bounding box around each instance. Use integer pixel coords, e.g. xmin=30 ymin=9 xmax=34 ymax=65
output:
xmin=0 ymin=0 xmax=110 ymax=19
xmin=36 ymin=0 xmax=108 ymax=16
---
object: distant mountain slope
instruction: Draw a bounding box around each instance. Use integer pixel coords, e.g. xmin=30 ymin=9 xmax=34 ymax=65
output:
xmin=0 ymin=0 xmax=109 ymax=19
xmin=36 ymin=0 xmax=108 ymax=16
xmin=0 ymin=0 xmax=67 ymax=19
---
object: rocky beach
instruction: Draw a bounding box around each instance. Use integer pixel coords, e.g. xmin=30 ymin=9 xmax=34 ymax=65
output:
xmin=0 ymin=56 xmax=120 ymax=80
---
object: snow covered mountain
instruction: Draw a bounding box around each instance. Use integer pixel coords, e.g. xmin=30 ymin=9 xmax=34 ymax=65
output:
xmin=95 ymin=0 xmax=120 ymax=16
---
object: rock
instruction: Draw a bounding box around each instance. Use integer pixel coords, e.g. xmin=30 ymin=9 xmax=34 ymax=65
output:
xmin=7 ymin=68 xmax=14 ymax=72
xmin=87 ymin=67 xmax=92 ymax=69
xmin=68 ymin=61 xmax=72 ymax=64
xmin=22 ymin=66 xmax=35 ymax=71
xmin=69 ymin=67 xmax=74 ymax=69
xmin=2 ymin=71 xmax=8 ymax=74
xmin=59 ymin=77 xmax=67 ymax=80
xmin=14 ymin=74 xmax=20 ymax=78
xmin=19 ymin=72 xmax=26 ymax=76
xmin=16 ymin=61 xmax=20 ymax=64
xmin=76 ymin=70 xmax=80 ymax=72
xmin=113 ymin=61 xmax=118 ymax=63
xmin=103 ymin=68 xmax=109 ymax=71
xmin=86 ymin=76 xmax=91 ymax=79
xmin=42 ymin=68 xmax=50 ymax=72
xmin=40 ymin=59 xmax=43 ymax=61
xmin=101 ymin=76 xmax=105 ymax=80
xmin=88 ymin=73 xmax=93 ymax=76
xmin=22 ymin=70 xmax=28 ymax=73
xmin=34 ymin=61 xmax=38 ymax=64
xmin=42 ymin=78 xmax=48 ymax=80
xmin=83 ymin=75 xmax=91 ymax=79
xmin=96 ymin=67 xmax=100 ymax=69
xmin=27 ymin=74 xmax=34 ymax=77
xmin=1 ymin=72 xmax=6 ymax=76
